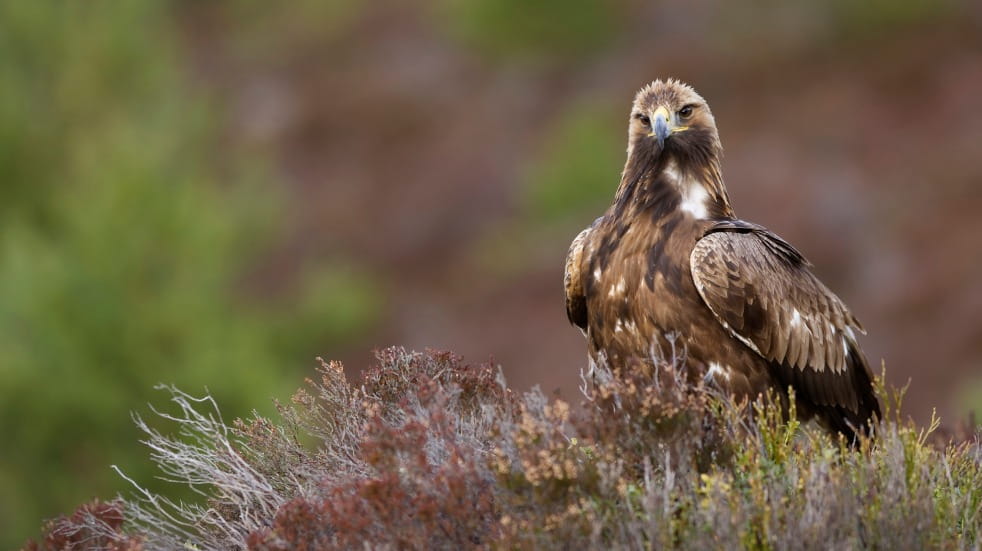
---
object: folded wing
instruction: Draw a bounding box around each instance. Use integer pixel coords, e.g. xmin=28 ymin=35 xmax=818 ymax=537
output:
xmin=690 ymin=220 xmax=879 ymax=423
xmin=565 ymin=223 xmax=595 ymax=331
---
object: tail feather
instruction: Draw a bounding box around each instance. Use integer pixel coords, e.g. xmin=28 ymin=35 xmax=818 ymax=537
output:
xmin=818 ymin=348 xmax=881 ymax=442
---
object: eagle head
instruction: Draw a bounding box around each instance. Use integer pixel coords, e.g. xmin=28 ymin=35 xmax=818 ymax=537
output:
xmin=628 ymin=79 xmax=721 ymax=168
xmin=616 ymin=79 xmax=732 ymax=219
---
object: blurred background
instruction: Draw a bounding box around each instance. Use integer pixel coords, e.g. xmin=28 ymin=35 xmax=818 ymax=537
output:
xmin=2 ymin=0 xmax=981 ymax=545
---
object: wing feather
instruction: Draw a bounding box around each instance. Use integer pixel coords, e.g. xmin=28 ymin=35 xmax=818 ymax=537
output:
xmin=565 ymin=220 xmax=600 ymax=331
xmin=690 ymin=222 xmax=876 ymax=416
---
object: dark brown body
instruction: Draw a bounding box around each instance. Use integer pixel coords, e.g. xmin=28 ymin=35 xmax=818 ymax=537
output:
xmin=584 ymin=209 xmax=768 ymax=399
xmin=584 ymin=176 xmax=772 ymax=397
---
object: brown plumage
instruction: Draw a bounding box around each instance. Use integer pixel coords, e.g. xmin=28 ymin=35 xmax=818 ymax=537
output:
xmin=564 ymin=79 xmax=880 ymax=439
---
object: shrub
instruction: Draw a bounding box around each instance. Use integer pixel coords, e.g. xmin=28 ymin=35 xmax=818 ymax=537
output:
xmin=28 ymin=348 xmax=982 ymax=550
xmin=23 ymin=500 xmax=141 ymax=551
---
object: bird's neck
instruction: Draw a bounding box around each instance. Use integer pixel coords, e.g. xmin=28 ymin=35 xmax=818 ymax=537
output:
xmin=613 ymin=149 xmax=734 ymax=222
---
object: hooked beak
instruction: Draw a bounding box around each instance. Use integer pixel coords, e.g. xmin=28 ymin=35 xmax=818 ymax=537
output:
xmin=651 ymin=106 xmax=671 ymax=148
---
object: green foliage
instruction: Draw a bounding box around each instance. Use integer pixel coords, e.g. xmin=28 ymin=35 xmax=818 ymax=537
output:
xmin=266 ymin=263 xmax=384 ymax=357
xmin=0 ymin=2 xmax=380 ymax=547
xmin=436 ymin=0 xmax=625 ymax=61
xmin=523 ymin=101 xmax=624 ymax=224
xmin=468 ymin=101 xmax=625 ymax=280
xmin=30 ymin=349 xmax=981 ymax=550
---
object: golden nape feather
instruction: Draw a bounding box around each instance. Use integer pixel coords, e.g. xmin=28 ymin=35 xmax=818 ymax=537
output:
xmin=564 ymin=79 xmax=880 ymax=440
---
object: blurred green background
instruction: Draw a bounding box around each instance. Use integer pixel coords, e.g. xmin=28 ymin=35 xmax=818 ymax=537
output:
xmin=2 ymin=0 xmax=981 ymax=546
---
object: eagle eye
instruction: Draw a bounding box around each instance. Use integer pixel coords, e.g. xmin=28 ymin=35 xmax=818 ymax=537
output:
xmin=635 ymin=113 xmax=650 ymax=126
xmin=678 ymin=105 xmax=695 ymax=119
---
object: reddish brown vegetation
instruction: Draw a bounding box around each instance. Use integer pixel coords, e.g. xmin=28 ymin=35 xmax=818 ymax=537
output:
xmin=26 ymin=348 xmax=981 ymax=550
xmin=248 ymin=351 xmax=500 ymax=549
xmin=26 ymin=500 xmax=142 ymax=551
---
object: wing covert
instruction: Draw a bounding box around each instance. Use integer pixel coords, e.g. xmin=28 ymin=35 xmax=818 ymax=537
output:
xmin=690 ymin=224 xmax=874 ymax=414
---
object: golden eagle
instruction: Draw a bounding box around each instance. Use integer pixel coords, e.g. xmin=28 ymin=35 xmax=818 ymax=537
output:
xmin=564 ymin=79 xmax=880 ymax=438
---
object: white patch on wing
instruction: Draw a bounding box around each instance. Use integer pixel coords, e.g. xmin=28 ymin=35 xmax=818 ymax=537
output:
xmin=842 ymin=336 xmax=849 ymax=357
xmin=790 ymin=308 xmax=802 ymax=328
xmin=614 ymin=319 xmax=624 ymax=333
xmin=593 ymin=266 xmax=602 ymax=281
xmin=721 ymin=318 xmax=762 ymax=355
xmin=679 ymin=181 xmax=710 ymax=219
xmin=789 ymin=308 xmax=813 ymax=336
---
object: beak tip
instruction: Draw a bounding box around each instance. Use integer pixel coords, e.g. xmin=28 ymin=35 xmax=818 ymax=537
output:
xmin=653 ymin=114 xmax=670 ymax=148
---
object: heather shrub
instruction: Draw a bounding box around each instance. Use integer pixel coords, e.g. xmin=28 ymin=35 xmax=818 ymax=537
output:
xmin=24 ymin=500 xmax=142 ymax=551
xmin=29 ymin=348 xmax=982 ymax=550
